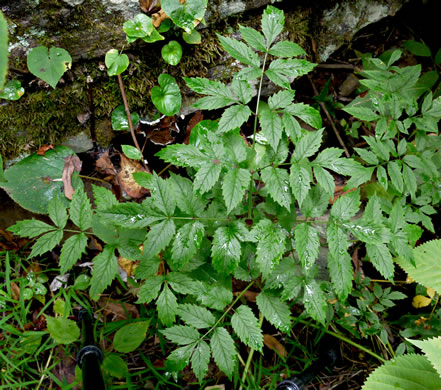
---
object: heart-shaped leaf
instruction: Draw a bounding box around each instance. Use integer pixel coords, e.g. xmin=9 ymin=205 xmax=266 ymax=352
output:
xmin=0 ymin=79 xmax=25 ymax=100
xmin=183 ymin=30 xmax=202 ymax=44
xmin=151 ymin=73 xmax=181 ymax=116
xmin=121 ymin=144 xmax=143 ymax=160
xmin=123 ymin=13 xmax=155 ymax=39
xmin=27 ymin=46 xmax=72 ymax=88
xmin=161 ymin=41 xmax=183 ymax=66
xmin=105 ymin=49 xmax=129 ymax=76
xmin=111 ymin=105 xmax=140 ymax=131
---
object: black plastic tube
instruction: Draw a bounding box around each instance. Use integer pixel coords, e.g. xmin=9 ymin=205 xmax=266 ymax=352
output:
xmin=77 ymin=309 xmax=106 ymax=390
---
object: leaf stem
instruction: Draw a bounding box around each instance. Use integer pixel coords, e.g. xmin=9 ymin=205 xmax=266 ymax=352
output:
xmin=78 ymin=175 xmax=110 ymax=185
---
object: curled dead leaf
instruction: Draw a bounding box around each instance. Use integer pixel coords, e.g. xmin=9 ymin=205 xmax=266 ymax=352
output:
xmin=117 ymin=154 xmax=150 ymax=199
xmin=62 ymin=155 xmax=82 ymax=200
xmin=118 ymin=256 xmax=138 ymax=277
xmin=100 ymin=298 xmax=139 ymax=321
xmin=96 ymin=150 xmax=116 ymax=176
xmin=37 ymin=144 xmax=55 ymax=156
xmin=412 ymin=295 xmax=432 ymax=308
xmin=263 ymin=334 xmax=287 ymax=358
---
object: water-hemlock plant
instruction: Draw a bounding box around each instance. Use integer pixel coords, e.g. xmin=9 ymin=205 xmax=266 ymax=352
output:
xmin=4 ymin=5 xmax=441 ymax=385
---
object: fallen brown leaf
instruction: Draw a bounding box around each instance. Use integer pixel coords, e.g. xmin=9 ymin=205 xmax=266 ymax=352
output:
xmin=263 ymin=334 xmax=287 ymax=358
xmin=36 ymin=144 xmax=55 ymax=156
xmin=62 ymin=155 xmax=82 ymax=200
xmin=184 ymin=111 xmax=203 ymax=144
xmin=100 ymin=298 xmax=139 ymax=320
xmin=117 ymin=154 xmax=150 ymax=199
xmin=96 ymin=150 xmax=116 ymax=176
xmin=234 ymin=290 xmax=258 ymax=302
xmin=11 ymin=282 xmax=20 ymax=300
xmin=118 ymin=255 xmax=139 ymax=277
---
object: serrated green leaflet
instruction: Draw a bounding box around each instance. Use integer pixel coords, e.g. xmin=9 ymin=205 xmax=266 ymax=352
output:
xmin=259 ymin=107 xmax=283 ymax=150
xmin=169 ymin=173 xmax=207 ymax=216
xmin=387 ymin=160 xmax=403 ymax=193
xmin=114 ymin=321 xmax=149 ymax=353
xmin=217 ymin=34 xmax=260 ymax=68
xmin=194 ymin=162 xmax=222 ymax=194
xmin=59 ymin=233 xmax=88 ymax=274
xmin=330 ymin=189 xmax=360 ymax=220
xmin=222 ymin=168 xmax=250 ymax=213
xmin=407 ymin=337 xmax=441 ymax=377
xmin=166 ymin=344 xmax=195 ymax=372
xmin=48 ymin=194 xmax=68 ymax=229
xmin=167 ymin=272 xmax=200 ymax=295
xmin=136 ymin=172 xmax=175 ymax=216
xmin=231 ymin=305 xmax=263 ymax=351
xmin=90 ymin=245 xmax=117 ymax=297
xmin=92 ymin=185 xmax=117 ymax=211
xmin=343 ymin=105 xmax=379 ymax=121
xmin=292 ymin=129 xmax=324 ymax=161
xmin=192 ymin=340 xmax=210 ymax=382
xmin=261 ymin=167 xmax=291 ymax=210
xmin=99 ymin=202 xmax=164 ymax=229
xmin=217 ymin=104 xmax=252 ymax=134
xmin=211 ymin=225 xmax=242 ymax=274
xmin=184 ymin=77 xmax=235 ymax=101
xmin=136 ymin=276 xmax=164 ymax=304
xmin=28 ymin=229 xmax=63 ymax=259
xmin=232 ymin=78 xmax=253 ymax=104
xmin=143 ymin=219 xmax=176 ymax=260
xmin=302 ymin=280 xmax=327 ymax=325
xmin=366 ymin=243 xmax=394 ymax=279
xmin=268 ymin=90 xmax=295 ymax=110
xmin=161 ymin=325 xmax=200 ymax=345
xmin=70 ymin=187 xmax=92 ymax=231
xmin=171 ymin=221 xmax=204 ymax=267
xmin=313 ymin=165 xmax=335 ymax=196
xmin=269 ymin=41 xmax=306 ymax=58
xmin=177 ymin=304 xmax=215 ymax=329
xmin=295 ymin=223 xmax=319 ymax=274
xmin=256 ymin=291 xmax=291 ymax=332
xmin=157 ymin=283 xmax=178 ymax=326
xmin=261 ymin=5 xmax=284 ymax=47
xmin=210 ymin=327 xmax=236 ymax=379
xmin=7 ymin=219 xmax=55 ymax=238
xmin=222 ymin=131 xmax=248 ymax=164
xmin=289 ymin=163 xmax=311 ymax=207
xmin=239 ymin=25 xmax=266 ymax=52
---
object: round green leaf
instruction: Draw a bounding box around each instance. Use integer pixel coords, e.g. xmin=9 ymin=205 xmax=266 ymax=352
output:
xmin=111 ymin=105 xmax=140 ymax=131
xmin=0 ymin=146 xmax=82 ymax=214
xmin=73 ymin=274 xmax=90 ymax=290
xmin=0 ymin=10 xmax=8 ymax=91
xmin=27 ymin=46 xmax=72 ymax=88
xmin=123 ymin=14 xmax=155 ymax=39
xmin=158 ymin=19 xmax=172 ymax=33
xmin=151 ymin=73 xmax=182 ymax=116
xmin=102 ymin=354 xmax=129 ymax=379
xmin=113 ymin=321 xmax=150 ymax=353
xmin=183 ymin=30 xmax=201 ymax=44
xmin=46 ymin=316 xmax=80 ymax=344
xmin=105 ymin=49 xmax=129 ymax=76
xmin=161 ymin=41 xmax=183 ymax=66
xmin=121 ymin=144 xmax=142 ymax=160
xmin=0 ymin=79 xmax=25 ymax=100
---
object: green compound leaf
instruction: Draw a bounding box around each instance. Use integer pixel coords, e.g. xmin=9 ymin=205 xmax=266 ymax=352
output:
xmin=259 ymin=106 xmax=283 ymax=150
xmin=171 ymin=221 xmax=205 ymax=267
xmin=143 ymin=219 xmax=176 ymax=260
xmin=7 ymin=219 xmax=55 ymax=238
xmin=151 ymin=73 xmax=182 ymax=116
xmin=302 ymin=279 xmax=327 ymax=325
xmin=121 ymin=144 xmax=142 ymax=161
xmin=46 ymin=316 xmax=80 ymax=344
xmin=210 ymin=327 xmax=236 ymax=379
xmin=239 ymin=25 xmax=266 ymax=52
xmin=59 ymin=233 xmax=88 ymax=274
xmin=157 ymin=283 xmax=178 ymax=326
xmin=251 ymin=219 xmax=286 ymax=277
xmin=387 ymin=160 xmax=403 ymax=193
xmin=105 ymin=49 xmax=129 ymax=76
xmin=27 ymin=46 xmax=71 ymax=88
xmin=231 ymin=305 xmax=263 ymax=352
xmin=256 ymin=290 xmax=291 ymax=333
xmin=295 ymin=223 xmax=320 ymax=274
xmin=232 ymin=78 xmax=253 ymax=105
xmin=222 ymin=131 xmax=248 ymax=164
xmin=366 ymin=243 xmax=394 ymax=280
xmin=28 ymin=229 xmax=63 ymax=259
xmin=269 ymin=40 xmax=306 ymax=58
xmin=330 ymin=189 xmax=360 ymax=220
xmin=136 ymin=276 xmax=164 ymax=304
xmin=70 ymin=186 xmax=92 ymax=231
xmin=261 ymin=5 xmax=284 ymax=47
xmin=192 ymin=340 xmax=211 ymax=382
xmin=261 ymin=166 xmax=291 ymax=210
xmin=217 ymin=34 xmax=260 ymax=68
xmin=0 ymin=10 xmax=8 ymax=91
xmin=362 ymin=354 xmax=441 ymax=390
xmin=162 ymin=40 xmax=183 ymax=66
xmin=222 ymin=168 xmax=251 ymax=213
xmin=268 ymin=90 xmax=295 ymax=110
xmin=313 ymin=165 xmax=335 ymax=196
xmin=169 ymin=173 xmax=207 ymax=216
xmin=92 ymin=185 xmax=118 ymax=211
xmin=407 ymin=337 xmax=441 ymax=377
xmin=90 ymin=245 xmax=118 ymax=297
xmin=177 ymin=304 xmax=215 ymax=329
xmin=48 ymin=194 xmax=68 ymax=229
xmin=396 ymin=240 xmax=441 ymax=295
xmin=211 ymin=225 xmax=243 ymax=274
xmin=161 ymin=325 xmax=200 ymax=345
xmin=289 ymin=163 xmax=311 ymax=207
xmin=342 ymin=106 xmax=379 ymax=121
xmin=111 ymin=105 xmax=140 ymax=131
xmin=166 ymin=343 xmax=195 ymax=372
xmin=0 ymin=79 xmax=25 ymax=100
xmin=284 ymin=103 xmax=322 ymax=129
xmin=114 ymin=321 xmax=150 ymax=353
xmin=292 ymin=129 xmax=324 ymax=161
xmin=218 ymin=104 xmax=252 ymax=134
xmin=194 ymin=162 xmax=222 ymax=194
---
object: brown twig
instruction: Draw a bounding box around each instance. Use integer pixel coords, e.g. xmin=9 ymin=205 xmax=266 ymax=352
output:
xmin=315 ymin=64 xmax=355 ymax=70
xmin=307 ymin=75 xmax=350 ymax=158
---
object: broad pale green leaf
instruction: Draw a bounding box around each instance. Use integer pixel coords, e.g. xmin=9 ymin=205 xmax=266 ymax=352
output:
xmin=259 ymin=107 xmax=283 ymax=150
xmin=121 ymin=144 xmax=142 ymax=160
xmin=300 ymin=185 xmax=329 ymax=218
xmin=251 ymin=219 xmax=286 ymax=277
xmin=289 ymin=163 xmax=311 ymax=207
xmin=303 ymin=280 xmax=327 ymax=325
xmin=403 ymin=40 xmax=431 ymax=57
xmin=90 ymin=245 xmax=118 ymax=297
xmin=295 ymin=223 xmax=319 ymax=274
xmin=27 ymin=46 xmax=72 ymax=88
xmin=114 ymin=321 xmax=149 ymax=353
xmin=210 ymin=327 xmax=236 ymax=379
xmin=46 ymin=316 xmax=80 ymax=344
xmin=354 ymin=147 xmax=379 ymax=165
xmin=217 ymin=104 xmax=252 ymax=134
xmin=261 ymin=5 xmax=284 ymax=47
xmin=167 ymin=272 xmax=201 ymax=296
xmin=123 ymin=13 xmax=155 ymax=38
xmin=342 ymin=106 xmax=379 ymax=121
xmin=222 ymin=168 xmax=251 ymax=213
xmin=135 ymin=172 xmax=175 ymax=216
xmin=70 ymin=186 xmax=92 ymax=231
xmin=261 ymin=166 xmax=291 ymax=210
xmin=105 ymin=49 xmax=129 ymax=76
xmin=8 ymin=219 xmax=55 ymax=238
xmin=184 ymin=77 xmax=235 ymax=100
xmin=268 ymin=90 xmax=295 ymax=110
xmin=211 ymin=225 xmax=242 ymax=274
xmin=161 ymin=325 xmax=200 ymax=345
xmin=239 ymin=25 xmax=266 ymax=52
xmin=166 ymin=344 xmax=195 ymax=372
xmin=98 ymin=202 xmax=164 ymax=229
xmin=177 ymin=304 xmax=215 ymax=329
xmin=156 ymin=144 xmax=209 ymax=168
xmin=29 ymin=230 xmax=63 ymax=259
xmin=327 ymin=221 xmax=352 ymax=300
xmin=366 ymin=243 xmax=394 ymax=279
xmin=171 ymin=221 xmax=205 ymax=266
xmin=151 ymin=73 xmax=182 ymax=116
xmin=387 ymin=160 xmax=403 ymax=193
xmin=169 ymin=173 xmax=206 ymax=216
xmin=194 ymin=163 xmax=222 ymax=194
xmin=222 ymin=131 xmax=248 ymax=164
xmin=330 ymin=189 xmax=360 ymax=220
xmin=235 ymin=66 xmax=262 ymax=81
xmin=102 ymin=355 xmax=129 ymax=379
xmin=313 ymin=165 xmax=335 ymax=196
xmin=111 ymin=104 xmax=140 ymax=131
xmin=407 ymin=337 xmax=441 ymax=377
xmin=0 ymin=79 xmax=24 ymax=100
xmin=231 ymin=305 xmax=263 ymax=352
xmin=314 ymin=147 xmax=344 ymax=166
xmin=192 ymin=340 xmax=211 ymax=382
xmin=256 ymin=291 xmax=291 ymax=333
xmin=362 ymin=354 xmax=441 ymax=390
xmin=232 ymin=78 xmax=253 ymax=104
xmin=283 ymin=103 xmax=322 ymax=129
xmin=269 ymin=40 xmax=306 ymax=58
xmin=161 ymin=0 xmax=207 ymax=33
xmin=143 ymin=219 xmax=176 ymax=259
xmin=157 ymin=283 xmax=178 ymax=326
xmin=136 ymin=276 xmax=164 ymax=304
xmin=59 ymin=233 xmax=88 ymax=274
xmin=396 ymin=240 xmax=441 ymax=295
xmin=92 ymin=185 xmax=118 ymax=211
xmin=217 ymin=34 xmax=260 ymax=67
xmin=292 ymin=129 xmax=324 ymax=162
xmin=48 ymin=194 xmax=68 ymax=229
xmin=161 ymin=40 xmax=182 ymax=65
xmin=183 ymin=29 xmax=201 ymax=44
